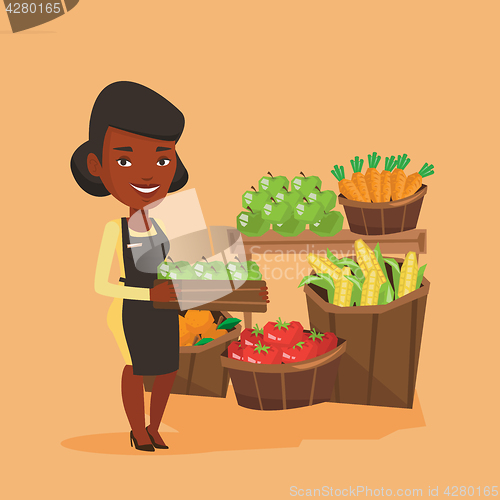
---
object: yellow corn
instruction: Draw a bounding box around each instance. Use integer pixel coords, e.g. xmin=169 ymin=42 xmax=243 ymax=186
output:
xmin=354 ymin=239 xmax=386 ymax=284
xmin=307 ymin=253 xmax=343 ymax=281
xmin=398 ymin=251 xmax=418 ymax=297
xmin=333 ymin=267 xmax=353 ymax=307
xmin=360 ymin=269 xmax=380 ymax=306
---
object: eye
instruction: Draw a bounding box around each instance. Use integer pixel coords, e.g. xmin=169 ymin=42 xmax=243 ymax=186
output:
xmin=117 ymin=158 xmax=132 ymax=167
xmin=157 ymin=158 xmax=171 ymax=167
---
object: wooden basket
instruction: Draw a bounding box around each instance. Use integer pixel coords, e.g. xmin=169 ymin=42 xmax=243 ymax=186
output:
xmin=338 ymin=185 xmax=427 ymax=235
xmin=304 ymin=260 xmax=430 ymax=409
xmin=220 ymin=337 xmax=346 ymax=410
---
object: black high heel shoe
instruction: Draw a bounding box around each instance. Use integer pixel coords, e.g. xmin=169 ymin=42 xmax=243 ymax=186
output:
xmin=130 ymin=431 xmax=155 ymax=452
xmin=146 ymin=425 xmax=169 ymax=449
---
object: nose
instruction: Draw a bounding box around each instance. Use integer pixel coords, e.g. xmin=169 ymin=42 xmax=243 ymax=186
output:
xmin=142 ymin=176 xmax=153 ymax=181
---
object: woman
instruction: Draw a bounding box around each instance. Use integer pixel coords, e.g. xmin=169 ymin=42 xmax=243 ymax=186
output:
xmin=71 ymin=81 xmax=189 ymax=452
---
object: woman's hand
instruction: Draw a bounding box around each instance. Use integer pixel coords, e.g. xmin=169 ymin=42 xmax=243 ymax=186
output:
xmin=259 ymin=286 xmax=270 ymax=303
xmin=150 ymin=281 xmax=178 ymax=302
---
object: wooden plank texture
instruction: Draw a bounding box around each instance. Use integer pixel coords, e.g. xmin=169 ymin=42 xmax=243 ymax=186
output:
xmin=241 ymin=229 xmax=426 ymax=256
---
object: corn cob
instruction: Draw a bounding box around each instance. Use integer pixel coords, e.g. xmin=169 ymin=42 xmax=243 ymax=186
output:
xmin=360 ymin=269 xmax=380 ymax=306
xmin=307 ymin=254 xmax=343 ymax=280
xmin=398 ymin=251 xmax=418 ymax=297
xmin=354 ymin=239 xmax=386 ymax=284
xmin=333 ymin=267 xmax=353 ymax=307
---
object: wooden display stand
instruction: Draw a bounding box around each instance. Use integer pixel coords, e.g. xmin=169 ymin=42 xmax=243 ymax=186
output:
xmin=239 ymin=229 xmax=427 ymax=328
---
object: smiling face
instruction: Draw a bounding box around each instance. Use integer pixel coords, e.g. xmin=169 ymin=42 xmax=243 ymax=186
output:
xmin=87 ymin=127 xmax=177 ymax=210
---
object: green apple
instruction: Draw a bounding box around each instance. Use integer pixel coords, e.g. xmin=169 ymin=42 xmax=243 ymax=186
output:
xmin=262 ymin=198 xmax=293 ymax=224
xmin=230 ymin=266 xmax=249 ymax=281
xmin=273 ymin=217 xmax=307 ymax=237
xmin=193 ymin=258 xmax=226 ymax=278
xmin=306 ymin=188 xmax=337 ymax=211
xmin=227 ymin=259 xmax=259 ymax=274
xmin=292 ymin=172 xmax=322 ymax=195
xmin=169 ymin=266 xmax=197 ymax=280
xmin=228 ymin=260 xmax=262 ymax=280
xmin=193 ymin=261 xmax=210 ymax=278
xmin=310 ymin=211 xmax=344 ymax=237
xmin=247 ymin=260 xmax=260 ymax=274
xmin=293 ymin=198 xmax=323 ymax=223
xmin=242 ymin=186 xmax=271 ymax=212
xmin=236 ymin=210 xmax=270 ymax=237
xmin=258 ymin=172 xmax=289 ymax=197
xmin=275 ymin=188 xmax=302 ymax=207
xmin=202 ymin=262 xmax=232 ymax=280
xmin=157 ymin=261 xmax=170 ymax=279
xmin=158 ymin=259 xmax=191 ymax=279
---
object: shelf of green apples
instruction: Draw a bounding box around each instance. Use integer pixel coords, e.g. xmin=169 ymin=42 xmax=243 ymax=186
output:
xmin=238 ymin=177 xmax=342 ymax=238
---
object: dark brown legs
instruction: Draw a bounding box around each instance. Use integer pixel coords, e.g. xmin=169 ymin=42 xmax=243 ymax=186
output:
xmin=147 ymin=371 xmax=177 ymax=446
xmin=121 ymin=365 xmax=177 ymax=447
xmin=121 ymin=365 xmax=149 ymax=445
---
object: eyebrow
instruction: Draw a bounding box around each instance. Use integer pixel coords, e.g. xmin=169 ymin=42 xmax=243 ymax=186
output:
xmin=113 ymin=146 xmax=133 ymax=151
xmin=156 ymin=147 xmax=172 ymax=152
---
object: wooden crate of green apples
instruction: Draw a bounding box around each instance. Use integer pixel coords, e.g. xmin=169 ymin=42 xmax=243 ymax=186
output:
xmin=153 ymin=256 xmax=268 ymax=313
xmin=237 ymin=172 xmax=344 ymax=237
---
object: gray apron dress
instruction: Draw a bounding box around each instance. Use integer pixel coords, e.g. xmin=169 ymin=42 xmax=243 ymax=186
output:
xmin=120 ymin=217 xmax=179 ymax=376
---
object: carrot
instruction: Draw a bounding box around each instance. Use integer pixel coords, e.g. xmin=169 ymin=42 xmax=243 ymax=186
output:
xmin=331 ymin=165 xmax=363 ymax=201
xmin=365 ymin=152 xmax=382 ymax=202
xmin=391 ymin=154 xmax=411 ymax=200
xmin=350 ymin=156 xmax=371 ymax=203
xmin=402 ymin=163 xmax=434 ymax=198
xmin=381 ymin=156 xmax=397 ymax=202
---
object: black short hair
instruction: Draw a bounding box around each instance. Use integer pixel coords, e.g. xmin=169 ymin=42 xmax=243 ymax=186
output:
xmin=71 ymin=81 xmax=188 ymax=197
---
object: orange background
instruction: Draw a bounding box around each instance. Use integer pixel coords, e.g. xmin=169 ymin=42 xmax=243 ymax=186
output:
xmin=1 ymin=0 xmax=499 ymax=498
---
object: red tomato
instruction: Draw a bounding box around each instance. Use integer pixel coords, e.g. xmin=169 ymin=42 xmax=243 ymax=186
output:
xmin=228 ymin=341 xmax=245 ymax=361
xmin=263 ymin=318 xmax=303 ymax=347
xmin=282 ymin=340 xmax=318 ymax=364
xmin=304 ymin=329 xmax=338 ymax=355
xmin=240 ymin=325 xmax=265 ymax=348
xmin=321 ymin=332 xmax=338 ymax=354
xmin=243 ymin=341 xmax=282 ymax=364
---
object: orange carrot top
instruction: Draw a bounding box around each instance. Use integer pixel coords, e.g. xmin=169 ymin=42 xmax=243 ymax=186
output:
xmin=331 ymin=165 xmax=363 ymax=201
xmin=402 ymin=162 xmax=434 ymax=198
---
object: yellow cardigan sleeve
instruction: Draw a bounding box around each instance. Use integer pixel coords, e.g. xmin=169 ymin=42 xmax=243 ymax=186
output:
xmin=94 ymin=221 xmax=150 ymax=301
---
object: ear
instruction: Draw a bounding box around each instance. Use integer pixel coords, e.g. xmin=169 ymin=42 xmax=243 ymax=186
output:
xmin=87 ymin=153 xmax=102 ymax=178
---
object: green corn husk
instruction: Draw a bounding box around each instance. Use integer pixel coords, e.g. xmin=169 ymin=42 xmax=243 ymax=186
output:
xmin=326 ymin=248 xmax=340 ymax=263
xmin=416 ymin=264 xmax=427 ymax=289
xmin=378 ymin=280 xmax=394 ymax=305
xmin=335 ymin=257 xmax=364 ymax=280
xmin=345 ymin=275 xmax=364 ymax=306
xmin=298 ymin=273 xmax=336 ymax=304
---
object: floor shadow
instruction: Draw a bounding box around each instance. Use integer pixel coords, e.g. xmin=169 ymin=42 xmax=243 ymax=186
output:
xmin=0 ymin=31 xmax=56 ymax=34
xmin=61 ymin=387 xmax=425 ymax=456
